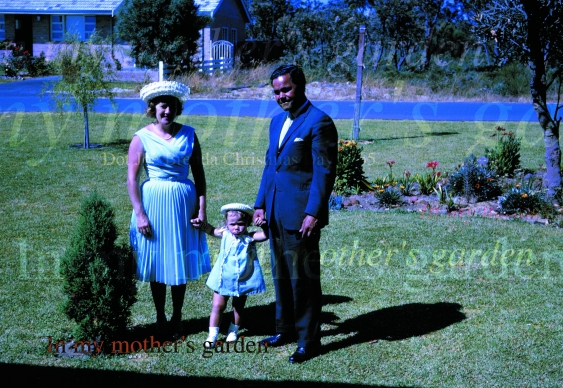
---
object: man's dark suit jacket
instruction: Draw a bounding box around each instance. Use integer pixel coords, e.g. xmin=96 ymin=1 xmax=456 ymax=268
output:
xmin=255 ymin=101 xmax=338 ymax=228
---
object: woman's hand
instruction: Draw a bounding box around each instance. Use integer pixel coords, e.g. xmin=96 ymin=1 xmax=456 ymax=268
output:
xmin=137 ymin=213 xmax=152 ymax=237
xmin=190 ymin=217 xmax=207 ymax=229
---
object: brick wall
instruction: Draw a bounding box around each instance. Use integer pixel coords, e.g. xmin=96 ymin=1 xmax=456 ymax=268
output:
xmin=4 ymin=14 xmax=15 ymax=41
xmin=33 ymin=18 xmax=50 ymax=43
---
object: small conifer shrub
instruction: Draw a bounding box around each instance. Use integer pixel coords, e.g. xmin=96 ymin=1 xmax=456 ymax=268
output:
xmin=334 ymin=139 xmax=371 ymax=195
xmin=60 ymin=192 xmax=137 ymax=342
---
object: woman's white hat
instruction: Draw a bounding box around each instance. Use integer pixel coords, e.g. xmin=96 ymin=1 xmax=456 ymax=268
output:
xmin=220 ymin=203 xmax=254 ymax=217
xmin=140 ymin=81 xmax=190 ymax=103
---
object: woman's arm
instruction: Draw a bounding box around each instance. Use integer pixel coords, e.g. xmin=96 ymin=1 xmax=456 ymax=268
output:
xmin=127 ymin=135 xmax=151 ymax=236
xmin=190 ymin=133 xmax=207 ymax=224
xmin=191 ymin=219 xmax=224 ymax=239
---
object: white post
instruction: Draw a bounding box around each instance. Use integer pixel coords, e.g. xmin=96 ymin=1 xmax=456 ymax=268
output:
xmin=159 ymin=61 xmax=164 ymax=81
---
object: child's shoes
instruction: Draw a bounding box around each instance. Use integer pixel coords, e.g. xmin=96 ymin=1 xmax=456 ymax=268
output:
xmin=205 ymin=327 xmax=219 ymax=348
xmin=226 ymin=323 xmax=239 ymax=342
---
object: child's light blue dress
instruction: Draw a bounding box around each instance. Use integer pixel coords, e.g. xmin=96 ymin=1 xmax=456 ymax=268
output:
xmin=206 ymin=230 xmax=266 ymax=296
xmin=130 ymin=125 xmax=211 ymax=285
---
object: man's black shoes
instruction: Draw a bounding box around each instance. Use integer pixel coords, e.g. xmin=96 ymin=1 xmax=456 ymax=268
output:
xmin=288 ymin=346 xmax=320 ymax=364
xmin=259 ymin=333 xmax=296 ymax=347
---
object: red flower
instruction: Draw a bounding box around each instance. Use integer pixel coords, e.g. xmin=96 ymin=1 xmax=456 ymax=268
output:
xmin=386 ymin=160 xmax=395 ymax=167
xmin=426 ymin=161 xmax=439 ymax=169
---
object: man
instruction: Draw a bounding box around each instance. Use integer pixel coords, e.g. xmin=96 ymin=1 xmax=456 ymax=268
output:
xmin=253 ymin=64 xmax=338 ymax=363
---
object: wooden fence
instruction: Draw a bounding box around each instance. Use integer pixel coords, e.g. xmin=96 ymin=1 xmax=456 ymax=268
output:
xmin=196 ymin=58 xmax=234 ymax=73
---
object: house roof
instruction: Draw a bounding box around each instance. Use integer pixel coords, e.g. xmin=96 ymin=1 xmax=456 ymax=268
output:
xmin=0 ymin=0 xmax=250 ymax=21
xmin=196 ymin=0 xmax=250 ymax=22
xmin=0 ymin=1 xmax=124 ymax=16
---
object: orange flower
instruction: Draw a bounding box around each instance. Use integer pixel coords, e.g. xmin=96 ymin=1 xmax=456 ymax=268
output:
xmin=522 ymin=193 xmax=528 ymax=198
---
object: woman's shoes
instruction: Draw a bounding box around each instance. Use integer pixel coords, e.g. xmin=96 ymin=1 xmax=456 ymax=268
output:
xmin=170 ymin=318 xmax=183 ymax=340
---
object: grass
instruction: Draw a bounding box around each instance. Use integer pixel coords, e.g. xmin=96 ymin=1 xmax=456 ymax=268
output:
xmin=1 ymin=111 xmax=562 ymax=386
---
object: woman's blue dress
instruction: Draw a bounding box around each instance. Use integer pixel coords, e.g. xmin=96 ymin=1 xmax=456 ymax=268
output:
xmin=130 ymin=125 xmax=211 ymax=285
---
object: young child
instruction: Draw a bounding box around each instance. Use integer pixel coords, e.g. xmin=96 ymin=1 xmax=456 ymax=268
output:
xmin=193 ymin=203 xmax=268 ymax=347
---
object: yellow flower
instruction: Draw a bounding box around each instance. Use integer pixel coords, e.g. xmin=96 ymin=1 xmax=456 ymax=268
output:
xmin=522 ymin=193 xmax=528 ymax=198
xmin=400 ymin=185 xmax=405 ymax=189
xmin=379 ymin=189 xmax=384 ymax=193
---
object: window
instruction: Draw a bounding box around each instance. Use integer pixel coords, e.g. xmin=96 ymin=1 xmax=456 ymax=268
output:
xmin=221 ymin=27 xmax=228 ymax=41
xmin=230 ymin=29 xmax=237 ymax=44
xmin=84 ymin=16 xmax=96 ymax=39
xmin=51 ymin=15 xmax=96 ymax=41
xmin=51 ymin=16 xmax=64 ymax=41
xmin=0 ymin=15 xmax=5 ymax=41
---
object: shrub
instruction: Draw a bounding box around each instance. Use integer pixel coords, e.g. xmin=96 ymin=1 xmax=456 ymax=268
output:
xmin=60 ymin=192 xmax=137 ymax=342
xmin=498 ymin=187 xmax=554 ymax=216
xmin=485 ymin=126 xmax=521 ymax=177
xmin=447 ymin=155 xmax=502 ymax=201
xmin=376 ymin=186 xmax=403 ymax=207
xmin=334 ymin=139 xmax=370 ymax=195
xmin=26 ymin=52 xmax=50 ymax=76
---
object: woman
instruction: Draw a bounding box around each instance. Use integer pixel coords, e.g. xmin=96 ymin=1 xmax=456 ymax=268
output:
xmin=128 ymin=80 xmax=211 ymax=338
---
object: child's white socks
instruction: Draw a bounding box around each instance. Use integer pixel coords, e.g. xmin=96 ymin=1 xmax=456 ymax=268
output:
xmin=226 ymin=323 xmax=239 ymax=342
xmin=205 ymin=327 xmax=219 ymax=348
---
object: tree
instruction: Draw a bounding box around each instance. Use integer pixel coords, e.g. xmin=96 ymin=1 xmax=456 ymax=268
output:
xmin=370 ymin=0 xmax=424 ymax=71
xmin=116 ymin=0 xmax=209 ymax=69
xmin=415 ymin=0 xmax=471 ymax=70
xmin=60 ymin=192 xmax=137 ymax=342
xmin=473 ymin=0 xmax=563 ymax=195
xmin=48 ymin=33 xmax=116 ymax=149
xmin=247 ymin=0 xmax=294 ymax=41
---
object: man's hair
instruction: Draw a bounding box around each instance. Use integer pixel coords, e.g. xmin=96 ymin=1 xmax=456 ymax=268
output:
xmin=270 ymin=64 xmax=306 ymax=92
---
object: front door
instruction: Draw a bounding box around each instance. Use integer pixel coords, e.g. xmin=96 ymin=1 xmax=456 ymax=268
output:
xmin=14 ymin=15 xmax=33 ymax=55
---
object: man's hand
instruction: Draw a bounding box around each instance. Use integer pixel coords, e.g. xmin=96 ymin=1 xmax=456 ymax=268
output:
xmin=299 ymin=215 xmax=318 ymax=238
xmin=253 ymin=209 xmax=266 ymax=226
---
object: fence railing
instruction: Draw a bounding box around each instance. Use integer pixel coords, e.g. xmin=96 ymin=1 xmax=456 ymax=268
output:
xmin=196 ymin=58 xmax=234 ymax=73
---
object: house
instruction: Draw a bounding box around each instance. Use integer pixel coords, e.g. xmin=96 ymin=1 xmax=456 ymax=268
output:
xmin=0 ymin=0 xmax=250 ymax=67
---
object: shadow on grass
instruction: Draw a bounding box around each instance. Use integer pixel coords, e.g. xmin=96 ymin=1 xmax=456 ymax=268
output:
xmin=320 ymin=301 xmax=466 ymax=355
xmin=118 ymin=294 xmax=354 ymax=346
xmin=0 ymin=362 xmax=415 ymax=388
xmin=361 ymin=131 xmax=459 ymax=142
xmin=116 ymin=297 xmax=463 ymax=355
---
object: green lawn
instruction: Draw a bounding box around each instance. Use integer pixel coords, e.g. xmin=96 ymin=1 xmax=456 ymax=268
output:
xmin=0 ymin=111 xmax=561 ymax=386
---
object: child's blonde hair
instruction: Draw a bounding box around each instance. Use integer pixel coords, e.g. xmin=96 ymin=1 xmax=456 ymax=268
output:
xmin=223 ymin=210 xmax=252 ymax=226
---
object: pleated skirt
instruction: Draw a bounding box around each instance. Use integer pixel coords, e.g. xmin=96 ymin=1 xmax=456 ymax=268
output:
xmin=130 ymin=179 xmax=211 ymax=285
